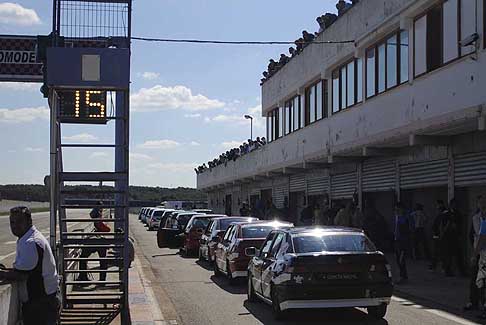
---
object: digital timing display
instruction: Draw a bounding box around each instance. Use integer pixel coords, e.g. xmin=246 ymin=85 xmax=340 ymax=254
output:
xmin=59 ymin=90 xmax=107 ymax=121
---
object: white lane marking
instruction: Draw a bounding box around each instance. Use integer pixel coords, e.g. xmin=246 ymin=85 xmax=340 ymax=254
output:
xmin=3 ymin=241 xmax=16 ymax=245
xmin=391 ymin=297 xmax=478 ymax=325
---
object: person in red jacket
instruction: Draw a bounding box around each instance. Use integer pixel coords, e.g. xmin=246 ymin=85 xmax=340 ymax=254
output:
xmin=77 ymin=202 xmax=111 ymax=283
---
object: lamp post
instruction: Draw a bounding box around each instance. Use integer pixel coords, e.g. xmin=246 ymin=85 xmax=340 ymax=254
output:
xmin=244 ymin=114 xmax=253 ymax=140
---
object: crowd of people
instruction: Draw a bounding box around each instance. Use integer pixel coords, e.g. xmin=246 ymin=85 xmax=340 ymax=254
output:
xmin=260 ymin=0 xmax=358 ymax=86
xmin=195 ymin=137 xmax=267 ymax=175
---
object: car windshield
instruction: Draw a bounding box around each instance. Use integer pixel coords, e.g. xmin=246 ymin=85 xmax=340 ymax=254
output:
xmin=220 ymin=218 xmax=251 ymax=231
xmin=293 ymin=233 xmax=377 ymax=253
xmin=242 ymin=225 xmax=273 ymax=239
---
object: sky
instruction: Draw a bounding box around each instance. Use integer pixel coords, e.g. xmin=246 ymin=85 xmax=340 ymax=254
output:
xmin=0 ymin=0 xmax=337 ymax=188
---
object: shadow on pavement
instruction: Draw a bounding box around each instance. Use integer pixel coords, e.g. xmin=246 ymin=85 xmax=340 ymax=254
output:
xmin=392 ymin=290 xmax=481 ymax=324
xmin=60 ymin=307 xmax=120 ymax=325
xmin=243 ymin=300 xmax=389 ymax=325
xmin=209 ymin=274 xmax=247 ymax=295
xmin=196 ymin=259 xmax=213 ymax=271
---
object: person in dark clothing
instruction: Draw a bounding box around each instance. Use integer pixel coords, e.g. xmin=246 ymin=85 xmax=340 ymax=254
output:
xmin=448 ymin=199 xmax=466 ymax=276
xmin=78 ymin=202 xmax=111 ymax=283
xmin=430 ymin=200 xmax=448 ymax=271
xmin=239 ymin=202 xmax=250 ymax=217
xmin=300 ymin=204 xmax=314 ymax=226
xmin=394 ymin=202 xmax=411 ymax=283
xmin=363 ymin=199 xmax=386 ymax=252
xmin=411 ymin=203 xmax=430 ymax=260
xmin=465 ymin=195 xmax=484 ymax=311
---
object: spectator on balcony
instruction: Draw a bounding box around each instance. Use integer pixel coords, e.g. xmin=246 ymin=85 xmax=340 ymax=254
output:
xmin=289 ymin=47 xmax=297 ymax=58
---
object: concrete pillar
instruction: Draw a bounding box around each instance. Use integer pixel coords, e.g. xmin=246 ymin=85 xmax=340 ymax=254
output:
xmin=395 ymin=161 xmax=401 ymax=202
xmin=357 ymin=162 xmax=363 ymax=210
xmin=448 ymin=147 xmax=455 ymax=203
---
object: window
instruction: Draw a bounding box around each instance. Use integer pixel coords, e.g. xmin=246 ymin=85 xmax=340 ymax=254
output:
xmin=260 ymin=233 xmax=277 ymax=258
xmin=378 ymin=43 xmax=386 ymax=93
xmin=292 ymin=233 xmax=377 ymax=253
xmin=332 ymin=70 xmax=340 ymax=113
xmin=332 ymin=58 xmax=363 ymax=113
xmin=400 ymin=31 xmax=409 ymax=84
xmin=284 ymin=101 xmax=291 ymax=135
xmin=293 ymin=96 xmax=300 ymax=132
xmin=366 ymin=49 xmax=376 ymax=98
xmin=414 ymin=1 xmax=462 ymax=77
xmin=283 ymin=95 xmax=301 ymax=134
xmin=386 ymin=35 xmax=398 ymax=89
xmin=366 ymin=30 xmax=409 ymax=98
xmin=305 ymin=81 xmax=326 ymax=124
xmin=269 ymin=233 xmax=285 ymax=258
xmin=266 ymin=107 xmax=282 ymax=142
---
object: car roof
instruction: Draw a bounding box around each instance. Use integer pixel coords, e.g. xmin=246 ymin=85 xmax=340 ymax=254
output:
xmin=285 ymin=226 xmax=365 ymax=235
xmin=238 ymin=220 xmax=293 ymax=228
xmin=209 ymin=216 xmax=249 ymax=221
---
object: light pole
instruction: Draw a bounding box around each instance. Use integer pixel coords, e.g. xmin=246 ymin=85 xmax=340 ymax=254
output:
xmin=244 ymin=114 xmax=253 ymax=140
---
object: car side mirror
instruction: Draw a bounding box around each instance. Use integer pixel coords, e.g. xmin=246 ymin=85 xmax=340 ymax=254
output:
xmin=245 ymin=247 xmax=257 ymax=257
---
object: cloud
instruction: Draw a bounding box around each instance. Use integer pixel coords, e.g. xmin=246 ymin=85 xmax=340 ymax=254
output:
xmin=138 ymin=139 xmax=181 ymax=150
xmin=62 ymin=133 xmax=98 ymax=143
xmin=129 ymin=152 xmax=153 ymax=162
xmin=189 ymin=141 xmax=200 ymax=146
xmin=147 ymin=162 xmax=197 ymax=173
xmin=0 ymin=3 xmax=41 ymax=26
xmin=25 ymin=147 xmax=43 ymax=152
xmin=0 ymin=82 xmax=39 ymax=92
xmin=0 ymin=106 xmax=48 ymax=123
xmin=184 ymin=113 xmax=201 ymax=119
xmin=140 ymin=72 xmax=160 ymax=80
xmin=221 ymin=141 xmax=244 ymax=150
xmin=131 ymin=85 xmax=225 ymax=112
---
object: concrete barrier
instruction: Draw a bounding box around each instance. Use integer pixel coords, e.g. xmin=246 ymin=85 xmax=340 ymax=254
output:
xmin=0 ymin=283 xmax=19 ymax=325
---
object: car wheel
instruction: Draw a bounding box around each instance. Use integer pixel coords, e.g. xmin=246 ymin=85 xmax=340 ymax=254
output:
xmin=247 ymin=275 xmax=257 ymax=302
xmin=214 ymin=259 xmax=222 ymax=276
xmin=271 ymin=285 xmax=285 ymax=320
xmin=367 ymin=304 xmax=388 ymax=319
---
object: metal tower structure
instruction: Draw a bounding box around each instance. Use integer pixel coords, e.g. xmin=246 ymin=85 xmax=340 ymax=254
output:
xmin=46 ymin=0 xmax=132 ymax=323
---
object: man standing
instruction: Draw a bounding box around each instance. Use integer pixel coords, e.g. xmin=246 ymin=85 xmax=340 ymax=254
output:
xmin=412 ymin=203 xmax=430 ymax=260
xmin=78 ymin=202 xmax=111 ymax=283
xmin=465 ymin=196 xmax=486 ymax=311
xmin=394 ymin=202 xmax=411 ymax=284
xmin=0 ymin=206 xmax=59 ymax=325
xmin=430 ymin=200 xmax=448 ymax=271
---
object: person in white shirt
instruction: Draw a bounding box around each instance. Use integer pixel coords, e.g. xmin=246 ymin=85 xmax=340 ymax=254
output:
xmin=0 ymin=206 xmax=59 ymax=325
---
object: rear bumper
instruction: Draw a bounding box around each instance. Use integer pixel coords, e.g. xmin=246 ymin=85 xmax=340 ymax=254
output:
xmin=280 ymin=297 xmax=391 ymax=311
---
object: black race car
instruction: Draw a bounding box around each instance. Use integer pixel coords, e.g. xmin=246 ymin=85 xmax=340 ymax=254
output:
xmin=246 ymin=227 xmax=393 ymax=320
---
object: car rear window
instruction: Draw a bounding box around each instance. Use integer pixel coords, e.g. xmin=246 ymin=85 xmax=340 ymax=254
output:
xmin=293 ymin=233 xmax=377 ymax=253
xmin=192 ymin=218 xmax=211 ymax=229
xmin=153 ymin=211 xmax=164 ymax=217
xmin=242 ymin=226 xmax=273 ymax=239
xmin=219 ymin=218 xmax=250 ymax=231
xmin=178 ymin=214 xmax=194 ymax=227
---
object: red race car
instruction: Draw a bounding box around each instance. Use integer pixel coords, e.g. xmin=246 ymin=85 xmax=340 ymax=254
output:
xmin=214 ymin=220 xmax=293 ymax=284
